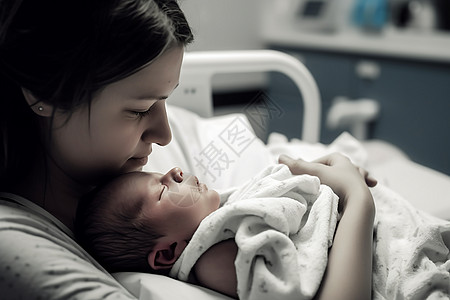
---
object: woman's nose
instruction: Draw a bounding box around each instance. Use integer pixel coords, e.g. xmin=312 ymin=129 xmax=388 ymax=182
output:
xmin=141 ymin=102 xmax=172 ymax=146
xmin=161 ymin=167 xmax=183 ymax=185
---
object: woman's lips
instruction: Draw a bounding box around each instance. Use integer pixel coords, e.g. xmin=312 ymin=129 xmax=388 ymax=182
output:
xmin=130 ymin=156 xmax=148 ymax=166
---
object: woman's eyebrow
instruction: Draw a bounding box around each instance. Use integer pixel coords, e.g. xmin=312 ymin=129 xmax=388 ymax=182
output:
xmin=138 ymin=83 xmax=179 ymax=100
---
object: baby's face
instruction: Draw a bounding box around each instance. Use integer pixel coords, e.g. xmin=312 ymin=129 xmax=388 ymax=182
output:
xmin=127 ymin=168 xmax=220 ymax=240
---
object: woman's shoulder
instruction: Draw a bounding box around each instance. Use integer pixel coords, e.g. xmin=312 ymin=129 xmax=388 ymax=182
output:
xmin=0 ymin=193 xmax=136 ymax=299
xmin=0 ymin=192 xmax=74 ymax=239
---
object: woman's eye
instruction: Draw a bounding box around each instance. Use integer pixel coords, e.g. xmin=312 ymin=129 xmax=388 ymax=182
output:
xmin=131 ymin=109 xmax=151 ymax=119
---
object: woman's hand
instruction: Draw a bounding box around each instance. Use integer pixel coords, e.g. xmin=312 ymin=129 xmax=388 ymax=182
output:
xmin=279 ymin=153 xmax=377 ymax=212
xmin=279 ymin=153 xmax=375 ymax=300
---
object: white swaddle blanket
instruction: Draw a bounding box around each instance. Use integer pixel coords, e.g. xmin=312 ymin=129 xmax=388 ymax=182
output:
xmin=170 ymin=164 xmax=339 ymax=300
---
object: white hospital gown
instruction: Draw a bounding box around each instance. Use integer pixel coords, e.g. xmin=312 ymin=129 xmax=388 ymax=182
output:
xmin=0 ymin=192 xmax=136 ymax=300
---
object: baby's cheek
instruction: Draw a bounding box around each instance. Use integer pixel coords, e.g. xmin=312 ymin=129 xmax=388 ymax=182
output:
xmin=166 ymin=190 xmax=199 ymax=208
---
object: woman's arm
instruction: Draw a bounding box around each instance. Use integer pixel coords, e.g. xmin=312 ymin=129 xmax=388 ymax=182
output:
xmin=193 ymin=239 xmax=238 ymax=299
xmin=315 ymin=187 xmax=374 ymax=300
xmin=279 ymin=153 xmax=376 ymax=300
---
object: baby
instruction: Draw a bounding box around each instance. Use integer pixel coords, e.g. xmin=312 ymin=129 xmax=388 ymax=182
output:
xmin=76 ymin=163 xmax=340 ymax=299
xmin=75 ymin=167 xmax=221 ymax=275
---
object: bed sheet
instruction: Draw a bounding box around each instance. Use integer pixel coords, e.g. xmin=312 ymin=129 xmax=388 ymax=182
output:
xmin=364 ymin=140 xmax=450 ymax=220
xmin=117 ymin=104 xmax=450 ymax=300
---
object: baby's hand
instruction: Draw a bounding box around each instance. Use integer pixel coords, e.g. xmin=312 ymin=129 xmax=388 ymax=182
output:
xmin=279 ymin=153 xmax=376 ymax=212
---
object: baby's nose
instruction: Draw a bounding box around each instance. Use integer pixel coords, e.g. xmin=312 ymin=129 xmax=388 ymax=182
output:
xmin=167 ymin=173 xmax=202 ymax=208
xmin=162 ymin=167 xmax=183 ymax=184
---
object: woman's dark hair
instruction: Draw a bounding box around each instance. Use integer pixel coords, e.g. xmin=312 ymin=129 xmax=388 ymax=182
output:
xmin=0 ymin=0 xmax=193 ymax=188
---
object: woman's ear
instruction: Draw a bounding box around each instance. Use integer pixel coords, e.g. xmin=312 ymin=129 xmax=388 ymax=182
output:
xmin=21 ymin=88 xmax=53 ymax=117
xmin=147 ymin=240 xmax=188 ymax=270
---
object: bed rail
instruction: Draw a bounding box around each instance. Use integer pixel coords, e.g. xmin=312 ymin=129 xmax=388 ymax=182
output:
xmin=168 ymin=50 xmax=321 ymax=143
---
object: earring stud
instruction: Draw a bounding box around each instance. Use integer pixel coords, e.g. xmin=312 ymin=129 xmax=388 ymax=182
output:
xmin=38 ymin=106 xmax=44 ymax=111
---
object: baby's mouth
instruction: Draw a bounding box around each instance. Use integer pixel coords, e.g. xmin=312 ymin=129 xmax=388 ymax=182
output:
xmin=199 ymin=182 xmax=208 ymax=192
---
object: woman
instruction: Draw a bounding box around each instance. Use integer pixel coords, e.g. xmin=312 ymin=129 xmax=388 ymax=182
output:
xmin=0 ymin=1 xmax=376 ymax=299
xmin=0 ymin=0 xmax=193 ymax=228
xmin=0 ymin=0 xmax=193 ymax=298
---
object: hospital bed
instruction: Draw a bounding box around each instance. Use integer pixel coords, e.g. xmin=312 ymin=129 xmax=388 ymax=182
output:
xmin=115 ymin=50 xmax=450 ymax=299
xmin=166 ymin=49 xmax=450 ymax=219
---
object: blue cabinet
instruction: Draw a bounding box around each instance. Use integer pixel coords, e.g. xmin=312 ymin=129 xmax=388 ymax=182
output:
xmin=267 ymin=47 xmax=450 ymax=175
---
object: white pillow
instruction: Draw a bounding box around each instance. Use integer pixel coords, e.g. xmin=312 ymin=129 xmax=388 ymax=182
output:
xmin=144 ymin=105 xmax=275 ymax=191
xmin=113 ymin=272 xmax=232 ymax=300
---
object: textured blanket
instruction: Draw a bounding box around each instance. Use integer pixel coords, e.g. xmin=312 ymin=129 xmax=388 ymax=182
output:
xmin=371 ymin=185 xmax=450 ymax=299
xmin=170 ymin=163 xmax=450 ymax=299
xmin=170 ymin=164 xmax=339 ymax=300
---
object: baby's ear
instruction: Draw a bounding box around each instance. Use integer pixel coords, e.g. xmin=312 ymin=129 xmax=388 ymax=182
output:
xmin=147 ymin=240 xmax=187 ymax=270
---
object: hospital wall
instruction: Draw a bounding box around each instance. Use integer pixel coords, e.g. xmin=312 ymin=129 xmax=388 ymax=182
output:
xmin=180 ymin=0 xmax=264 ymax=51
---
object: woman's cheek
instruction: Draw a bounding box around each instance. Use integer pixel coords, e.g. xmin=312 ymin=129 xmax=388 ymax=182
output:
xmin=98 ymin=123 xmax=141 ymax=150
